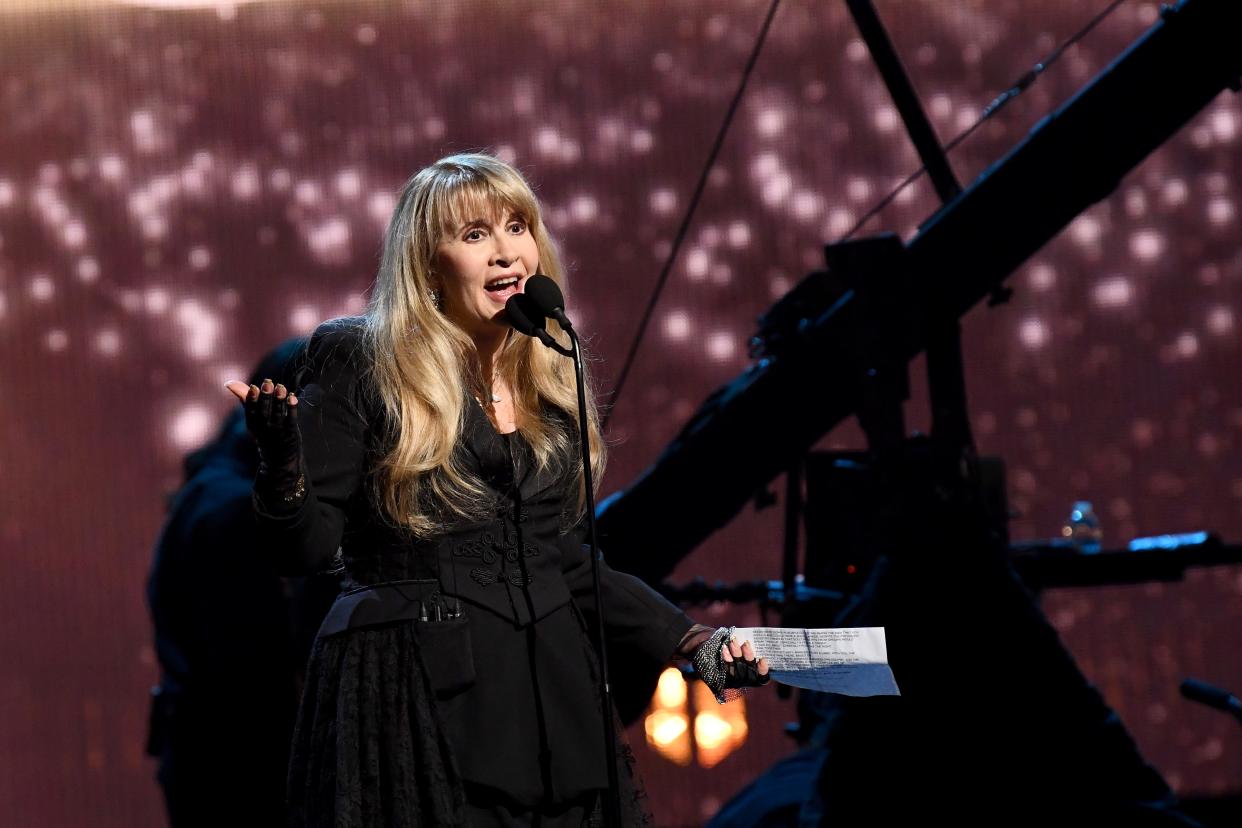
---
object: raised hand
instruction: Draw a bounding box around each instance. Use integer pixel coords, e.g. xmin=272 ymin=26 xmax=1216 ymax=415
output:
xmin=224 ymin=378 xmax=306 ymax=510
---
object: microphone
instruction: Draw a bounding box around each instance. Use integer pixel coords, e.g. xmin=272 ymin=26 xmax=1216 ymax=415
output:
xmin=1180 ymin=678 xmax=1242 ymax=723
xmin=504 ymin=291 xmax=545 ymax=336
xmin=504 ymin=291 xmax=570 ymax=355
xmin=524 ymin=274 xmax=573 ymax=331
xmin=501 ymin=291 xmax=568 ymax=357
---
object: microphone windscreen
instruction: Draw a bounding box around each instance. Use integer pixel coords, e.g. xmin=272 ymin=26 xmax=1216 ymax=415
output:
xmin=524 ymin=274 xmax=565 ymax=316
xmin=505 ymin=292 xmax=546 ymax=337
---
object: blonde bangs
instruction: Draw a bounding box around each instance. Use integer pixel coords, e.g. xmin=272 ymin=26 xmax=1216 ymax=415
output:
xmin=420 ymin=164 xmax=542 ymax=252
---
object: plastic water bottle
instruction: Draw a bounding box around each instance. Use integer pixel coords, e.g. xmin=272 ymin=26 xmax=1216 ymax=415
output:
xmin=1062 ymin=500 xmax=1103 ymax=553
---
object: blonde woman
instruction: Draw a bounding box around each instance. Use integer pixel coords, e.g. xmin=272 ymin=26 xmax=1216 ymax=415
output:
xmin=226 ymin=153 xmax=768 ymax=826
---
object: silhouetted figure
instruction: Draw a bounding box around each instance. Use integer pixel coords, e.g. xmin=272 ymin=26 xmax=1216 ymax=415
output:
xmin=146 ymin=338 xmax=338 ymax=827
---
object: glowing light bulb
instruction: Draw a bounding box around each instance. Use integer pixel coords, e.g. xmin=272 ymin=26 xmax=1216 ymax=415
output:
xmin=693 ymin=713 xmax=732 ymax=749
xmin=655 ymin=667 xmax=687 ymax=708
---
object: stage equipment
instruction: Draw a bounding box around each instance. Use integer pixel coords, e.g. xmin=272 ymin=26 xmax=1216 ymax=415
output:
xmin=596 ymin=0 xmax=1242 ymax=583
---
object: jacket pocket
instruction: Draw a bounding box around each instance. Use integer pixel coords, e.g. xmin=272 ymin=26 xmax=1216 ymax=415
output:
xmin=417 ymin=613 xmax=476 ymax=699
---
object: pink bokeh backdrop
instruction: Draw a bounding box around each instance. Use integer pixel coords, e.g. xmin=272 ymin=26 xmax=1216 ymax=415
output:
xmin=1 ymin=1 xmax=1239 ymax=825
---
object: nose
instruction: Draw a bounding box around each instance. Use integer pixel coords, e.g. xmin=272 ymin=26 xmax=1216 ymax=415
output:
xmin=490 ymin=233 xmax=517 ymax=268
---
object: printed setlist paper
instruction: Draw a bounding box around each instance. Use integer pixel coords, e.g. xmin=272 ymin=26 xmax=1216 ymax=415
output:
xmin=731 ymin=626 xmax=900 ymax=697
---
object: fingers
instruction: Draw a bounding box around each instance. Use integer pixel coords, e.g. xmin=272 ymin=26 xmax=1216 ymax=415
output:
xmin=257 ymin=379 xmax=274 ymax=419
xmin=224 ymin=380 xmax=251 ymax=403
xmin=717 ymin=636 xmax=770 ymax=690
xmin=275 ymin=385 xmax=298 ymax=407
xmin=273 ymin=384 xmax=298 ymax=417
xmin=723 ymin=637 xmax=759 ymax=664
xmin=236 ymin=377 xmax=300 ymax=433
xmin=224 ymin=380 xmax=265 ymax=404
xmin=254 ymin=378 xmax=298 ymax=412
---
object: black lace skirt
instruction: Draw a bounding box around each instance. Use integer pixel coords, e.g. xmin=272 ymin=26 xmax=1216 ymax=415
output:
xmin=288 ymin=622 xmax=466 ymax=827
xmin=286 ymin=612 xmax=652 ymax=827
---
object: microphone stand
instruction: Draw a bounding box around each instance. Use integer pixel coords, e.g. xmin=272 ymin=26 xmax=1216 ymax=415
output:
xmin=568 ymin=327 xmax=623 ymax=828
xmin=520 ymin=318 xmax=622 ymax=827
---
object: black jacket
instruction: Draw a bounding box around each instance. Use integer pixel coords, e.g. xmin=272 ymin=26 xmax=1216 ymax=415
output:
xmin=256 ymin=318 xmax=692 ymax=810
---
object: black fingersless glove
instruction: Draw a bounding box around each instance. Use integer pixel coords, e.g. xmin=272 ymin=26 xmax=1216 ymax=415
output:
xmin=687 ymin=626 xmax=772 ymax=704
xmin=244 ymin=379 xmax=307 ymax=514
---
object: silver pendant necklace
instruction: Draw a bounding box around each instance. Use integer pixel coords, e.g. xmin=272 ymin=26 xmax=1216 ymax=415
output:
xmin=476 ymin=375 xmax=502 ymax=405
xmin=487 ymin=369 xmax=503 ymax=403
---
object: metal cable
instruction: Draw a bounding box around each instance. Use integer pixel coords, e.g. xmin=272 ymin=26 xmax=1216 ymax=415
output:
xmin=838 ymin=0 xmax=1130 ymax=243
xmin=603 ymin=0 xmax=783 ymax=430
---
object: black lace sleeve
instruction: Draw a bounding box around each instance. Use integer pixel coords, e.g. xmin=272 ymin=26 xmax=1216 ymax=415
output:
xmin=254 ymin=318 xmax=371 ymax=574
xmin=252 ymin=444 xmax=306 ymax=517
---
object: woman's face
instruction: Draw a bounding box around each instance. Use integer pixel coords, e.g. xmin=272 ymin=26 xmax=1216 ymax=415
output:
xmin=433 ymin=205 xmax=540 ymax=343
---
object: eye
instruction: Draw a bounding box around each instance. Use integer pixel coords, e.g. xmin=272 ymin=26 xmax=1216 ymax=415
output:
xmin=507 ymin=219 xmax=527 ymax=234
xmin=464 ymin=227 xmax=486 ymax=242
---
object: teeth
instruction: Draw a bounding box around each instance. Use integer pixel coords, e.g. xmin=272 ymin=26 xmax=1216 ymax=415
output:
xmin=488 ymin=277 xmax=519 ymax=289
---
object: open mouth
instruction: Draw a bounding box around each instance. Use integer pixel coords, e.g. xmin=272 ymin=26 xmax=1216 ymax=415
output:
xmin=484 ymin=275 xmax=522 ymax=302
xmin=485 ymin=276 xmax=521 ymax=292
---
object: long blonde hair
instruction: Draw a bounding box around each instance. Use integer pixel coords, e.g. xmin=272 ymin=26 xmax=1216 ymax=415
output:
xmin=362 ymin=152 xmax=606 ymax=537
